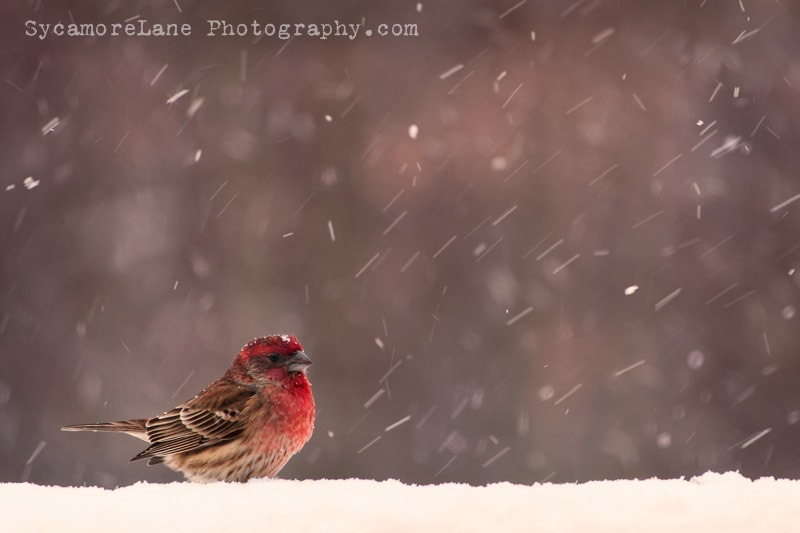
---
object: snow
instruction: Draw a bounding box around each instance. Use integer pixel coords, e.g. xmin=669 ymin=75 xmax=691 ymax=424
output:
xmin=166 ymin=88 xmax=189 ymax=104
xmin=23 ymin=176 xmax=40 ymax=190
xmin=2 ymin=473 xmax=799 ymax=532
xmin=438 ymin=63 xmax=464 ymax=80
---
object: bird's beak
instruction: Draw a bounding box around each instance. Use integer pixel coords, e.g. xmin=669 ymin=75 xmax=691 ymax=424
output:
xmin=287 ymin=351 xmax=312 ymax=373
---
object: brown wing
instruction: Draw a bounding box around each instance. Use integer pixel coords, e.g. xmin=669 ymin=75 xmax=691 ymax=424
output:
xmin=130 ymin=380 xmax=257 ymax=462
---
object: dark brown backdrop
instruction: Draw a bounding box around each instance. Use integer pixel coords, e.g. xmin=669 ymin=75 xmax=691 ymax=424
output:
xmin=2 ymin=0 xmax=800 ymax=487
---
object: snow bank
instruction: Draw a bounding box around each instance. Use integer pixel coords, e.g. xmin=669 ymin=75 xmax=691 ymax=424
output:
xmin=1 ymin=472 xmax=796 ymax=532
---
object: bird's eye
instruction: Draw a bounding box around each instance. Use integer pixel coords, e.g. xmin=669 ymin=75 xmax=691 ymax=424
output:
xmin=268 ymin=354 xmax=282 ymax=364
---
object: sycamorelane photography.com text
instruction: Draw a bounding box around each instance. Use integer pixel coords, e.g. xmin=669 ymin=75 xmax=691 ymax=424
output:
xmin=25 ymin=18 xmax=420 ymax=41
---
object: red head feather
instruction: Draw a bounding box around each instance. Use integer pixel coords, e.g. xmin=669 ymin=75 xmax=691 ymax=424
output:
xmin=239 ymin=335 xmax=303 ymax=360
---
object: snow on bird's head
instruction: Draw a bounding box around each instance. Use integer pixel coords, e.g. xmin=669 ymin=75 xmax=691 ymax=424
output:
xmin=241 ymin=335 xmax=303 ymax=358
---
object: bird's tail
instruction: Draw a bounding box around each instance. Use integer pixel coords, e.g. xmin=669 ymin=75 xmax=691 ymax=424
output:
xmin=61 ymin=420 xmax=149 ymax=441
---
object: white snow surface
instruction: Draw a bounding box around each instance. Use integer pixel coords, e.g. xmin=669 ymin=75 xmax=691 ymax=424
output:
xmin=1 ymin=472 xmax=798 ymax=532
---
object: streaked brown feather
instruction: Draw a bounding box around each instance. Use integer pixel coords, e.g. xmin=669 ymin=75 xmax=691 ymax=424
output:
xmin=132 ymin=436 xmax=209 ymax=459
xmin=129 ymin=380 xmax=255 ymax=462
xmin=61 ymin=420 xmax=149 ymax=441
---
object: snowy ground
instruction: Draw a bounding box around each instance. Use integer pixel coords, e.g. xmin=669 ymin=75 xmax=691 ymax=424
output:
xmin=1 ymin=472 xmax=798 ymax=532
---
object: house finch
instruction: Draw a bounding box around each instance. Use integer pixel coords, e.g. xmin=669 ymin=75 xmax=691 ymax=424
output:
xmin=62 ymin=334 xmax=315 ymax=482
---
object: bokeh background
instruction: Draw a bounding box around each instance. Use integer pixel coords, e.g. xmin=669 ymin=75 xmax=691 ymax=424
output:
xmin=2 ymin=0 xmax=800 ymax=487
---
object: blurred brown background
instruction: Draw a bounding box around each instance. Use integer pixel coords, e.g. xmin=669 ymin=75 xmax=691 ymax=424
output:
xmin=2 ymin=0 xmax=800 ymax=487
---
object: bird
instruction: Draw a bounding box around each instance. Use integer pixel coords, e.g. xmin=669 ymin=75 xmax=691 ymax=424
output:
xmin=62 ymin=334 xmax=315 ymax=482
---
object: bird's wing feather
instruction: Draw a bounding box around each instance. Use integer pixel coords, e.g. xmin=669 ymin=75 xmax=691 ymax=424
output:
xmin=134 ymin=435 xmax=209 ymax=458
xmin=130 ymin=381 xmax=257 ymax=462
